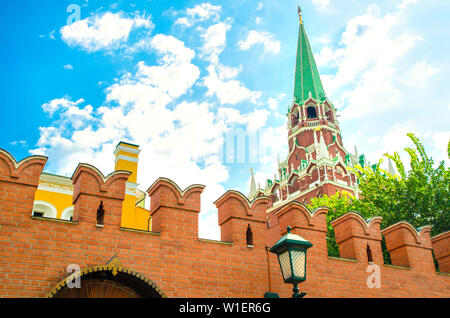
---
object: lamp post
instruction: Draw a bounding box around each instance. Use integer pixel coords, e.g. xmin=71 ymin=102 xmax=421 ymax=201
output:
xmin=270 ymin=226 xmax=313 ymax=298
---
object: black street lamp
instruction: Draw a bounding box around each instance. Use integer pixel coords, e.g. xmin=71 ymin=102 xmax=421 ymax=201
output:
xmin=270 ymin=226 xmax=313 ymax=298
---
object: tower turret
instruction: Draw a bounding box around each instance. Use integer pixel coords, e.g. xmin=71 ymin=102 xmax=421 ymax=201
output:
xmin=114 ymin=141 xmax=141 ymax=228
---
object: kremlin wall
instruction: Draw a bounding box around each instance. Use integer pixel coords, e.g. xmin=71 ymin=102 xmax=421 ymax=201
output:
xmin=0 ymin=144 xmax=449 ymax=298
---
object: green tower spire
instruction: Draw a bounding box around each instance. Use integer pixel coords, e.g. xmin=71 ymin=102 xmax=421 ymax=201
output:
xmin=293 ymin=6 xmax=327 ymax=103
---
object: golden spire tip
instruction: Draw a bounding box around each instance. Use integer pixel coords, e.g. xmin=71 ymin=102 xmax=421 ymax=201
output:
xmin=298 ymin=5 xmax=303 ymax=24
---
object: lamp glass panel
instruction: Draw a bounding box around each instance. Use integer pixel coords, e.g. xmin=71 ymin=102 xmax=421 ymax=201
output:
xmin=278 ymin=250 xmax=292 ymax=281
xmin=291 ymin=249 xmax=306 ymax=279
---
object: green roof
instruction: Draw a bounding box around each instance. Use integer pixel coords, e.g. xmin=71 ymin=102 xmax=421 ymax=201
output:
xmin=293 ymin=19 xmax=327 ymax=103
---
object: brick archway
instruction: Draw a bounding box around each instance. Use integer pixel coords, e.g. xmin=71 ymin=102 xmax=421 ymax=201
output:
xmin=47 ymin=264 xmax=166 ymax=298
xmin=53 ymin=279 xmax=142 ymax=298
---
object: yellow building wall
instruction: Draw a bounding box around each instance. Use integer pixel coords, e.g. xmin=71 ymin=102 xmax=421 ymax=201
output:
xmin=33 ymin=189 xmax=73 ymax=219
xmin=135 ymin=206 xmax=151 ymax=231
xmin=121 ymin=194 xmax=151 ymax=230
xmin=121 ymin=193 xmax=136 ymax=228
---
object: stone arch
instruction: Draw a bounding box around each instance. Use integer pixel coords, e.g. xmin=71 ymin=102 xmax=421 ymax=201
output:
xmin=32 ymin=200 xmax=57 ymax=218
xmin=324 ymin=103 xmax=334 ymax=121
xmin=47 ymin=263 xmax=166 ymax=298
xmin=287 ymin=174 xmax=300 ymax=193
xmin=271 ymin=184 xmax=281 ymax=203
xmin=61 ymin=206 xmax=74 ymax=221
xmin=334 ymin=162 xmax=349 ymax=180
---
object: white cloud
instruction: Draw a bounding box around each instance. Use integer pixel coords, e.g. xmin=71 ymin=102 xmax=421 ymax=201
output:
xmin=267 ymin=93 xmax=286 ymax=112
xmin=403 ymin=61 xmax=437 ymax=89
xmin=60 ymin=12 xmax=153 ymax=52
xmin=398 ymin=0 xmax=419 ymax=10
xmin=216 ymin=64 xmax=242 ymax=80
xmin=217 ymin=107 xmax=270 ymax=131
xmin=238 ymin=30 xmax=280 ymax=54
xmin=174 ymin=17 xmax=192 ymax=27
xmin=203 ymin=65 xmax=262 ymax=105
xmin=198 ymin=20 xmax=262 ymax=105
xmin=256 ymin=2 xmax=263 ymax=11
xmin=251 ymin=124 xmax=288 ymax=188
xmin=344 ymin=121 xmax=450 ymax=172
xmin=313 ymin=4 xmax=449 ymax=169
xmin=42 ymin=97 xmax=85 ymax=116
xmin=42 ymin=98 xmax=93 ymax=131
xmin=315 ymin=47 xmax=336 ymax=67
xmin=318 ymin=6 xmax=422 ymax=120
xmin=378 ymin=125 xmax=417 ymax=159
xmin=312 ymin=0 xmax=331 ymax=10
xmin=315 ymin=35 xmax=331 ymax=45
xmin=255 ymin=17 xmax=262 ymax=25
xmin=63 ymin=64 xmax=74 ymax=70
xmin=107 ymin=34 xmax=200 ymax=110
xmin=150 ymin=34 xmax=195 ymax=63
xmin=199 ymin=210 xmax=221 ymax=240
xmin=175 ymin=3 xmax=222 ymax=27
xmin=199 ymin=21 xmax=232 ymax=64
xmin=10 ymin=140 xmax=28 ymax=148
xmin=425 ymin=131 xmax=450 ymax=165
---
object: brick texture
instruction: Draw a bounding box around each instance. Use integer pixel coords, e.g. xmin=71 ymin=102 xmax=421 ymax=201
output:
xmin=0 ymin=150 xmax=449 ymax=298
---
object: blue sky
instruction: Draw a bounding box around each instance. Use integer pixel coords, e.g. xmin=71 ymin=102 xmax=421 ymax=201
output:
xmin=1 ymin=0 xmax=449 ymax=239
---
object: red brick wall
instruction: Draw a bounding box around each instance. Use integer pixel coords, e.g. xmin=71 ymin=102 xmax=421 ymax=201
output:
xmin=0 ymin=150 xmax=449 ymax=298
xmin=432 ymin=231 xmax=450 ymax=273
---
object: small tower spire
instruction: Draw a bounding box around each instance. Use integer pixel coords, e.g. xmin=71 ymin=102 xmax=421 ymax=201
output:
xmin=313 ymin=128 xmax=319 ymax=146
xmin=388 ymin=158 xmax=395 ymax=175
xmin=249 ymin=168 xmax=256 ymax=195
xmin=318 ymin=130 xmax=329 ymax=160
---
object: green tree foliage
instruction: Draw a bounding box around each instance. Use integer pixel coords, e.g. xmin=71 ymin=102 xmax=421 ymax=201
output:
xmin=307 ymin=133 xmax=449 ymax=258
xmin=308 ymin=191 xmax=358 ymax=257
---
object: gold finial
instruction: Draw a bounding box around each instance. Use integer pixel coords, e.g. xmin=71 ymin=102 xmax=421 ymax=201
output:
xmin=298 ymin=5 xmax=303 ymax=24
xmin=250 ymin=168 xmax=254 ymax=175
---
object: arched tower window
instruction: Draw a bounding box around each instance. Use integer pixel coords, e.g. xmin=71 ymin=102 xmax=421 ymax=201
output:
xmin=306 ymin=106 xmax=317 ymax=119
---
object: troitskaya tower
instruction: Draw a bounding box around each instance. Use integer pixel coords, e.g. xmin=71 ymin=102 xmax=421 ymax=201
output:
xmin=249 ymin=6 xmax=368 ymax=209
